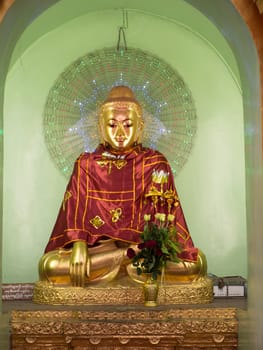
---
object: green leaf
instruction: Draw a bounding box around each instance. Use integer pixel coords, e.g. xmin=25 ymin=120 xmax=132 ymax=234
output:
xmin=161 ymin=244 xmax=170 ymax=255
xmin=148 ymin=255 xmax=156 ymax=271
xmin=168 ymin=240 xmax=181 ymax=253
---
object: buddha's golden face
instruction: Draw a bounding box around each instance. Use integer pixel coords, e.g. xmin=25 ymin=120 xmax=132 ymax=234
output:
xmin=100 ymin=108 xmax=143 ymax=151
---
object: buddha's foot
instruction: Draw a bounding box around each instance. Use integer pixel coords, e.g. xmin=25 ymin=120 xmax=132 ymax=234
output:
xmin=38 ymin=240 xmax=125 ymax=286
xmin=126 ymin=250 xmax=208 ymax=284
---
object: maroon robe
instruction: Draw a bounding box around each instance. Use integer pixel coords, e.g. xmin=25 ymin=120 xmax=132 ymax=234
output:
xmin=45 ymin=144 xmax=198 ymax=262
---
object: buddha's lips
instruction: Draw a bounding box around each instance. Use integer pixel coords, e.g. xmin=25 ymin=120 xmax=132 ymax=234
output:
xmin=115 ymin=138 xmax=126 ymax=143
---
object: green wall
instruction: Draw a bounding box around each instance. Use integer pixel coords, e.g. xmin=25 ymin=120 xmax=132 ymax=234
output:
xmin=2 ymin=6 xmax=246 ymax=283
xmin=3 ymin=1 xmax=263 ymax=348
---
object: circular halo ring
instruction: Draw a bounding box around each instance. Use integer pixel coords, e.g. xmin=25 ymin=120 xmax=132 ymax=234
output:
xmin=43 ymin=47 xmax=197 ymax=178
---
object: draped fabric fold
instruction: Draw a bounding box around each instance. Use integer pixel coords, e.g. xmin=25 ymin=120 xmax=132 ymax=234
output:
xmin=45 ymin=144 xmax=198 ymax=262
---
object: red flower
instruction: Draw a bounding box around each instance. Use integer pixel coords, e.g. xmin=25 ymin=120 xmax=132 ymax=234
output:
xmin=138 ymin=242 xmax=145 ymax=249
xmin=127 ymin=248 xmax=136 ymax=259
xmin=145 ymin=240 xmax=157 ymax=248
xmin=156 ymin=248 xmax=163 ymax=257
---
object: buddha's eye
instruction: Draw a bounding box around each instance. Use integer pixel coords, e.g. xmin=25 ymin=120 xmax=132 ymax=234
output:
xmin=123 ymin=120 xmax=133 ymax=128
xmin=108 ymin=120 xmax=117 ymax=128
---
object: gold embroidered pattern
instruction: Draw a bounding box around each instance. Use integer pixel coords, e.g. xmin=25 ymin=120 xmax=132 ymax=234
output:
xmin=97 ymin=159 xmax=127 ymax=174
xmin=96 ymin=152 xmax=127 ymax=174
xmin=110 ymin=208 xmax=122 ymax=222
xmin=114 ymin=159 xmax=127 ymax=169
xmin=145 ymin=185 xmax=162 ymax=209
xmin=163 ymin=187 xmax=179 ymax=212
xmin=62 ymin=191 xmax=72 ymax=211
xmin=90 ymin=215 xmax=105 ymax=229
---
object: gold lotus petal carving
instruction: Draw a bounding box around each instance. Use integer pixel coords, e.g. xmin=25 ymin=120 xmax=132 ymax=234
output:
xmin=89 ymin=337 xmax=102 ymax=344
xmin=213 ymin=334 xmax=225 ymax=343
xmin=118 ymin=337 xmax=130 ymax=344
xmin=148 ymin=336 xmax=161 ymax=344
xmin=25 ymin=336 xmax=36 ymax=344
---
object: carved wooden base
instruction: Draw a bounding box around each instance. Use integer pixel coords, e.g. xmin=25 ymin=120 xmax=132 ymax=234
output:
xmin=33 ymin=276 xmax=213 ymax=305
xmin=10 ymin=307 xmax=238 ymax=349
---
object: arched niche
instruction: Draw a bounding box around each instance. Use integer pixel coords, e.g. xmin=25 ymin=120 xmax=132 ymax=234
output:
xmin=0 ymin=1 xmax=262 ymax=348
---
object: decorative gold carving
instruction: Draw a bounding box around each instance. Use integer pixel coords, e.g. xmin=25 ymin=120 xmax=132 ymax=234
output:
xmin=213 ymin=334 xmax=225 ymax=343
xmin=89 ymin=215 xmax=105 ymax=229
xmin=32 ymin=277 xmax=213 ymax=305
xmin=148 ymin=336 xmax=161 ymax=344
xmin=110 ymin=207 xmax=122 ymax=222
xmin=25 ymin=337 xmax=36 ymax=344
xmin=65 ymin=336 xmax=72 ymax=344
xmin=10 ymin=306 xmax=238 ymax=349
xmin=11 ymin=308 xmax=238 ymax=326
xmin=89 ymin=337 xmax=101 ymax=344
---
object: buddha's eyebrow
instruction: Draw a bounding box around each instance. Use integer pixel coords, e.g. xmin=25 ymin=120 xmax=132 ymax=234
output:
xmin=108 ymin=117 xmax=132 ymax=122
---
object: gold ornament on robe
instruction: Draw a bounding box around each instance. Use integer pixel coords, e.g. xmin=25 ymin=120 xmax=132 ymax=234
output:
xmin=62 ymin=191 xmax=72 ymax=211
xmin=110 ymin=208 xmax=122 ymax=223
xmin=89 ymin=215 xmax=105 ymax=229
xmin=96 ymin=152 xmax=127 ymax=174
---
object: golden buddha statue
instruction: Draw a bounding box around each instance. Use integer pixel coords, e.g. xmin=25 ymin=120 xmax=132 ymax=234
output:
xmin=37 ymin=85 xmax=208 ymax=295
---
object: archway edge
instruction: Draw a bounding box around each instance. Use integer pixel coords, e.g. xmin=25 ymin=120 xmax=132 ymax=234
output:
xmin=1 ymin=2 xmax=263 ymax=349
xmin=0 ymin=0 xmax=260 ymax=287
xmin=0 ymin=1 xmax=262 ymax=109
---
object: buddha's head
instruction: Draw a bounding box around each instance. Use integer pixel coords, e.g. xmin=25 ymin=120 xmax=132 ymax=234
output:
xmin=98 ymin=86 xmax=144 ymax=152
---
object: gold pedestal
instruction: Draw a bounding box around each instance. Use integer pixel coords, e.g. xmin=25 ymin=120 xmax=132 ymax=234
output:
xmin=10 ymin=306 xmax=239 ymax=349
xmin=33 ymin=276 xmax=213 ymax=305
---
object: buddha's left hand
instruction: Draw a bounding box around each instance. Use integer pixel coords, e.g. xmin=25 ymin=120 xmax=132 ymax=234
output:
xmin=69 ymin=240 xmax=89 ymax=287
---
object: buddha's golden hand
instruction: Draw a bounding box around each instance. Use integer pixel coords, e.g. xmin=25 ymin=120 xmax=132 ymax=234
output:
xmin=69 ymin=241 xmax=89 ymax=287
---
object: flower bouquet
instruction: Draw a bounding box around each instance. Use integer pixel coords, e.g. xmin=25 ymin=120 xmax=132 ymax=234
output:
xmin=127 ymin=213 xmax=182 ymax=281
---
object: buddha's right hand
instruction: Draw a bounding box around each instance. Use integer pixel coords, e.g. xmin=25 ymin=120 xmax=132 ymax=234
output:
xmin=69 ymin=240 xmax=89 ymax=287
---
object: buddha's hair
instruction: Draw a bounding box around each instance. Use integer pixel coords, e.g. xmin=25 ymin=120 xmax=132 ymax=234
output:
xmin=99 ymin=86 xmax=143 ymax=119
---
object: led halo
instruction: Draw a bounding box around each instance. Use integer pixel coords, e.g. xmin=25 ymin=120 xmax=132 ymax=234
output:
xmin=43 ymin=47 xmax=197 ymax=178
